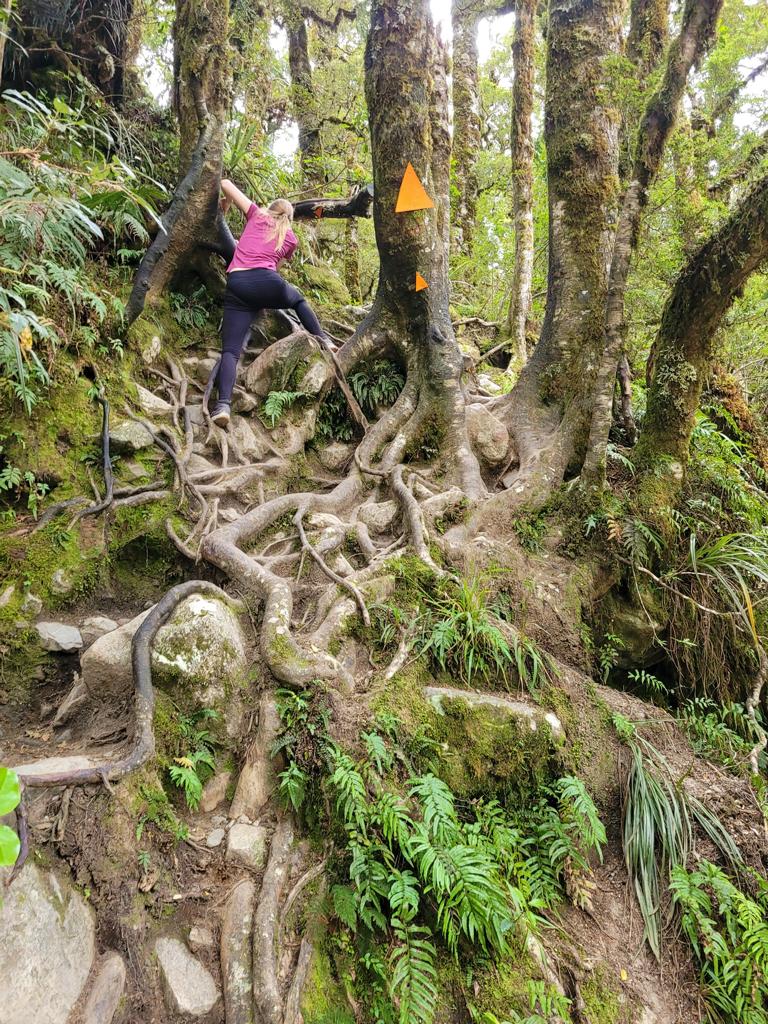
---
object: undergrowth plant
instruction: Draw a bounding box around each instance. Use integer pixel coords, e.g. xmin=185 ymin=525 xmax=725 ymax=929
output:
xmin=0 ymin=765 xmax=21 ymax=866
xmin=274 ymin=694 xmax=606 ymax=1024
xmin=165 ymin=708 xmax=219 ymax=811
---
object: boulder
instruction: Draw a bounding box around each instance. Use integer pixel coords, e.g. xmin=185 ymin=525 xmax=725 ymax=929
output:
xmin=81 ymin=615 xmax=119 ymax=646
xmin=182 ymin=355 xmax=218 ymax=386
xmin=36 ymin=621 xmax=83 ymax=653
xmin=140 ymin=333 xmax=161 ymax=365
xmin=110 ymin=419 xmax=154 ymax=453
xmin=317 ymin=441 xmax=355 ymax=472
xmin=20 ymin=591 xmax=42 ymax=616
xmin=186 ymin=453 xmax=219 ymax=477
xmin=424 ymin=686 xmax=564 ymax=741
xmin=466 ymin=404 xmax=511 ymax=467
xmin=232 ymin=387 xmax=258 ymax=414
xmin=155 ymin=937 xmax=220 ymax=1018
xmin=135 ymin=384 xmax=172 ymax=417
xmin=80 ymin=596 xmax=247 ymax=725
xmin=230 ymin=416 xmax=270 ymax=460
xmin=0 ymin=863 xmax=95 ymax=1024
xmin=199 ymin=770 xmax=231 ymax=813
xmin=302 ymin=263 xmax=351 ymax=304
xmin=357 ymin=500 xmax=399 ymax=535
xmin=226 ymin=822 xmax=268 ymax=872
xmin=82 ymin=951 xmax=126 ymax=1024
xmin=476 ymin=373 xmax=501 ymax=395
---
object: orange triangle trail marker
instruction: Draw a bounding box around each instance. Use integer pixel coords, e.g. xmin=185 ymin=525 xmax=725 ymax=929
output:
xmin=395 ymin=163 xmax=435 ymax=213
xmin=415 ymin=272 xmax=429 ymax=291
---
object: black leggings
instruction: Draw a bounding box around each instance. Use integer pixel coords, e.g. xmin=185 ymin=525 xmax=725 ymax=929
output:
xmin=216 ymin=269 xmax=323 ymax=404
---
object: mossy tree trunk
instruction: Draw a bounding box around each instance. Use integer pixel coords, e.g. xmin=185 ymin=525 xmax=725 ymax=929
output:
xmin=451 ymin=0 xmax=483 ymax=252
xmin=126 ymin=0 xmax=232 ymax=324
xmin=505 ymin=0 xmax=536 ymax=368
xmin=286 ymin=9 xmax=323 ymax=186
xmin=581 ymin=0 xmax=724 ymax=486
xmin=635 ymin=171 xmax=768 ymax=497
xmin=0 ymin=0 xmax=13 ymax=87
xmin=346 ymin=0 xmax=483 ymax=495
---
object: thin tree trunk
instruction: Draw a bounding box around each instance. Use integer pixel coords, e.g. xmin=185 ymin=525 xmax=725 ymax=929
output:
xmin=126 ymin=0 xmax=231 ymax=324
xmin=287 ymin=11 xmax=323 ymax=186
xmin=0 ymin=0 xmax=12 ymax=87
xmin=451 ymin=1 xmax=482 ymax=251
xmin=635 ymin=171 xmax=768 ymax=499
xmin=505 ymin=0 xmax=536 ymax=369
xmin=581 ymin=0 xmax=723 ymax=487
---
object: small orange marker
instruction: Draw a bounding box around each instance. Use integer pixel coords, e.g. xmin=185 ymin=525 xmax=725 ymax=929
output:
xmin=415 ymin=272 xmax=428 ymax=291
xmin=314 ymin=206 xmax=323 ymax=218
xmin=395 ymin=163 xmax=434 ymax=213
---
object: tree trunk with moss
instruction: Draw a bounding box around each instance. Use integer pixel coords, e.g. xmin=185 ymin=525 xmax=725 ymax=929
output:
xmin=581 ymin=0 xmax=723 ymax=487
xmin=505 ymin=0 xmax=536 ymax=369
xmin=0 ymin=0 xmax=12 ymax=88
xmin=635 ymin=171 xmax=768 ymax=496
xmin=126 ymin=0 xmax=232 ymax=324
xmin=286 ymin=10 xmax=323 ymax=186
xmin=451 ymin=1 xmax=482 ymax=251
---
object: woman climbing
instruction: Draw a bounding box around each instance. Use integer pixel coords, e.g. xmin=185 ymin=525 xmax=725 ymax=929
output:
xmin=211 ymin=178 xmax=332 ymax=428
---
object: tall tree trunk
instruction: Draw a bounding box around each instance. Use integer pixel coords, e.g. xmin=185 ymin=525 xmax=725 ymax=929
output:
xmin=505 ymin=0 xmax=536 ymax=368
xmin=286 ymin=11 xmax=323 ymax=186
xmin=635 ymin=171 xmax=768 ymax=500
xmin=451 ymin=0 xmax=482 ymax=251
xmin=348 ymin=0 xmax=483 ymax=496
xmin=581 ymin=0 xmax=723 ymax=486
xmin=126 ymin=0 xmax=232 ymax=324
xmin=0 ymin=0 xmax=11 ymax=88
xmin=488 ymin=0 xmax=623 ymax=506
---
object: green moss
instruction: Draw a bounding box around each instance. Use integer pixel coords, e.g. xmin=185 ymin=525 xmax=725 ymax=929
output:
xmin=299 ymin=263 xmax=352 ymax=306
xmin=0 ymin=518 xmax=105 ymax=607
xmin=580 ymin=967 xmax=633 ymax=1024
xmin=299 ymin=943 xmax=355 ymax=1024
xmin=471 ymin=943 xmax=540 ymax=1019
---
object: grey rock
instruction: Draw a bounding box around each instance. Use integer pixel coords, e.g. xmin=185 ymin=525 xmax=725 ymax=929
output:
xmin=187 ymin=403 xmax=206 ymax=427
xmin=187 ymin=453 xmax=218 ymax=477
xmin=135 ymin=384 xmax=172 ymax=417
xmin=140 ymin=334 xmax=161 ymax=365
xmin=466 ymin=404 xmax=511 ymax=466
xmin=182 ymin=355 xmax=218 ymax=385
xmin=317 ymin=441 xmax=355 ymax=472
xmin=206 ymin=828 xmax=226 ymax=848
xmin=357 ymin=500 xmax=399 ymax=535
xmin=36 ymin=621 xmax=83 ymax=653
xmin=53 ymin=676 xmax=89 ymax=727
xmin=199 ymin=771 xmax=231 ymax=814
xmin=81 ymin=615 xmax=119 ymax=646
xmin=121 ymin=459 xmax=150 ymax=481
xmin=50 ymin=568 xmax=75 ymax=596
xmin=230 ymin=416 xmax=270 ymax=460
xmin=219 ymin=508 xmax=242 ymax=523
xmin=229 ymin=695 xmax=282 ymax=820
xmin=299 ymin=357 xmax=332 ymax=396
xmin=110 ymin=419 xmax=154 ymax=453
xmin=226 ymin=823 xmax=268 ymax=872
xmin=231 ymin=387 xmax=258 ymax=414
xmin=0 ymin=863 xmax=95 ymax=1024
xmin=424 ymin=685 xmax=564 ymax=741
xmin=0 ymin=583 xmax=15 ymax=608
xmin=476 ymin=372 xmax=501 ymax=394
xmin=82 ymin=951 xmax=126 ymax=1024
xmin=155 ymin=936 xmax=220 ymax=1018
xmin=188 ymin=925 xmax=215 ymax=951
xmin=20 ymin=591 xmax=42 ymax=616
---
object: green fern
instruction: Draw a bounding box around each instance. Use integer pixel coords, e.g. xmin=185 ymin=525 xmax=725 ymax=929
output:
xmin=262 ymin=389 xmax=305 ymax=427
xmin=389 ymin=918 xmax=438 ymax=1024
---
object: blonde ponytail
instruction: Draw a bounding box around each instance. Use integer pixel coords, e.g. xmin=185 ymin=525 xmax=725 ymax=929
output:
xmin=266 ymin=198 xmax=294 ymax=250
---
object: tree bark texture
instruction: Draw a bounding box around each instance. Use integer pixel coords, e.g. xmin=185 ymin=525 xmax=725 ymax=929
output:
xmin=635 ymin=171 xmax=768 ymax=493
xmin=126 ymin=0 xmax=231 ymax=324
xmin=451 ymin=0 xmax=482 ymax=250
xmin=0 ymin=0 xmax=12 ymax=88
xmin=505 ymin=0 xmax=536 ymax=367
xmin=359 ymin=0 xmax=482 ymax=495
xmin=286 ymin=10 xmax=323 ymax=185
xmin=582 ymin=0 xmax=723 ymax=486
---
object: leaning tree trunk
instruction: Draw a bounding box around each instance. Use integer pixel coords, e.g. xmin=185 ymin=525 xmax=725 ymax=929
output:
xmin=451 ymin=0 xmax=482 ymax=251
xmin=125 ymin=0 xmax=232 ymax=324
xmin=505 ymin=0 xmax=536 ymax=369
xmin=581 ymin=0 xmax=723 ymax=487
xmin=341 ymin=0 xmax=483 ymax=497
xmin=635 ymin=171 xmax=768 ymax=501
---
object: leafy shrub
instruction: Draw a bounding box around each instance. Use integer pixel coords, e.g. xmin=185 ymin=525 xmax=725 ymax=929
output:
xmin=164 ymin=709 xmax=219 ymax=811
xmin=348 ymin=358 xmax=404 ymax=417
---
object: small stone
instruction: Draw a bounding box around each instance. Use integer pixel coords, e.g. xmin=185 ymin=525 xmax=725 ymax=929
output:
xmin=229 ymin=416 xmax=270 ymax=460
xmin=317 ymin=441 xmax=354 ymax=472
xmin=357 ymin=500 xmax=399 ymax=535
xmin=182 ymin=355 xmax=218 ymax=385
xmin=226 ymin=823 xmax=268 ymax=872
xmin=476 ymin=373 xmax=501 ymax=394
xmin=135 ymin=384 xmax=172 ymax=417
xmin=188 ymin=926 xmax=215 ymax=952
xmin=187 ymin=453 xmax=218 ymax=477
xmin=121 ymin=460 xmax=149 ymax=481
xmin=53 ymin=677 xmax=88 ymax=727
xmin=110 ymin=419 xmax=154 ymax=453
xmin=20 ymin=592 xmax=42 ymax=616
xmin=206 ymin=828 xmax=225 ymax=849
xmin=199 ymin=771 xmax=231 ymax=814
xmin=231 ymin=388 xmax=258 ymax=414
xmin=50 ymin=569 xmax=75 ymax=596
xmin=0 ymin=584 xmax=15 ymax=608
xmin=36 ymin=621 xmax=83 ymax=653
xmin=154 ymin=937 xmax=219 ymax=1018
xmin=80 ymin=616 xmax=119 ymax=646
xmin=140 ymin=334 xmax=161 ymax=365
xmin=187 ymin=403 xmax=206 ymax=427
xmin=82 ymin=951 xmax=126 ymax=1024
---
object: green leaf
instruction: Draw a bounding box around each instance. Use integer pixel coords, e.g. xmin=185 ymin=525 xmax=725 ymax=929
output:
xmin=0 ymin=766 xmax=21 ymax=816
xmin=0 ymin=823 xmax=20 ymax=867
xmin=331 ymin=884 xmax=358 ymax=931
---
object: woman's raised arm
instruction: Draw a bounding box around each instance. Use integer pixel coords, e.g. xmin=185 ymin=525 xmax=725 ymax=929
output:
xmin=220 ymin=178 xmax=253 ymax=217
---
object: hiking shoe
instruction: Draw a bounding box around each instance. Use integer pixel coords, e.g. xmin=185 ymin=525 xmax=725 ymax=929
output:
xmin=211 ymin=402 xmax=231 ymax=428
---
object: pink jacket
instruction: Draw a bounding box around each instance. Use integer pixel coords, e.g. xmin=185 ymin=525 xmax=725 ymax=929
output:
xmin=227 ymin=203 xmax=298 ymax=272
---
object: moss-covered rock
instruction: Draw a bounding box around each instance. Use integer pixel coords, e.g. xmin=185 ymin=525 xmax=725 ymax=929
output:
xmin=300 ymin=264 xmax=352 ymax=305
xmin=299 ymin=944 xmax=355 ymax=1024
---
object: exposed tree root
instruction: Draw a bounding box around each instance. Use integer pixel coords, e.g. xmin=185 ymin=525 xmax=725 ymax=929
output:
xmin=253 ymin=819 xmax=295 ymax=1024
